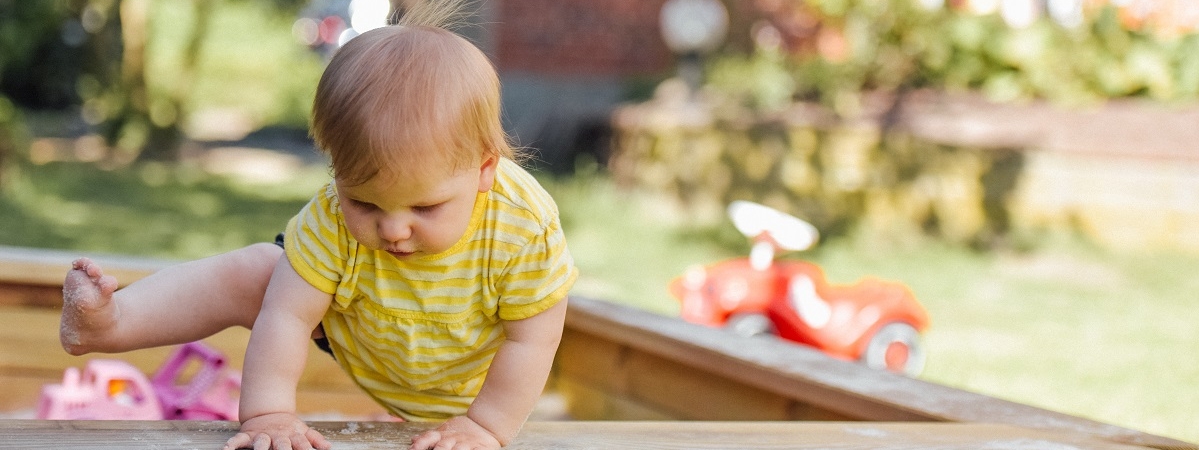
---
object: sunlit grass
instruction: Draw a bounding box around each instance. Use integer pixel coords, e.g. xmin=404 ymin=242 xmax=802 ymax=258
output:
xmin=0 ymin=160 xmax=324 ymax=259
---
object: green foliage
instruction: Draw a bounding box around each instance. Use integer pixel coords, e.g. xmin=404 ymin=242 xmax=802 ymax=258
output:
xmin=0 ymin=1 xmax=60 ymax=66
xmin=708 ymin=2 xmax=1199 ymax=115
xmin=0 ymin=0 xmax=323 ymax=164
xmin=0 ymin=1 xmax=80 ymax=107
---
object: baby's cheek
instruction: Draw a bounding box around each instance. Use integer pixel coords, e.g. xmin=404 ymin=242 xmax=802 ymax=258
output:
xmin=344 ymin=217 xmax=373 ymax=245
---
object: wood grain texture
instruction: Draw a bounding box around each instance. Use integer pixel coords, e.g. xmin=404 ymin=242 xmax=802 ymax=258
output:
xmin=0 ymin=246 xmax=171 ymax=290
xmin=558 ymin=297 xmax=1197 ymax=450
xmin=0 ymin=420 xmax=1166 ymax=449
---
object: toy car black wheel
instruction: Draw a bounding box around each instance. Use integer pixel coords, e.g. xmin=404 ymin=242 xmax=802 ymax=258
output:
xmin=861 ymin=322 xmax=925 ymax=376
xmin=725 ymin=313 xmax=775 ymax=338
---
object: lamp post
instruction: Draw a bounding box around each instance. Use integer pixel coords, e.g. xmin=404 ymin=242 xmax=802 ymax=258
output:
xmin=659 ymin=0 xmax=729 ymax=95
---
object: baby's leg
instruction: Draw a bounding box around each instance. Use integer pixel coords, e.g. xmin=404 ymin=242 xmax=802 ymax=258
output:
xmin=60 ymin=243 xmax=282 ymax=355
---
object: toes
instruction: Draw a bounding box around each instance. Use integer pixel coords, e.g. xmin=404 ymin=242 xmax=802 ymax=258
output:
xmin=97 ymin=274 xmax=118 ymax=297
xmin=83 ymin=261 xmax=105 ymax=280
xmin=71 ymin=258 xmax=91 ymax=270
xmin=63 ymin=259 xmax=118 ymax=303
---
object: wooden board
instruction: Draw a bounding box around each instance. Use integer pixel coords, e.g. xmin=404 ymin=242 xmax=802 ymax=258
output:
xmin=0 ymin=246 xmax=174 ymax=308
xmin=0 ymin=420 xmax=1165 ymax=449
xmin=0 ymin=247 xmax=1194 ymax=449
xmin=0 ymin=246 xmax=171 ymax=290
xmin=558 ymin=297 xmax=1197 ymax=450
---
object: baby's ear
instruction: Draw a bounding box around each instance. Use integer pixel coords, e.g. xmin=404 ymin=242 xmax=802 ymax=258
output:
xmin=477 ymin=155 xmax=498 ymax=192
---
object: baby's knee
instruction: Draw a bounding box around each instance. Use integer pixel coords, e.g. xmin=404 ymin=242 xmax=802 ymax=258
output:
xmin=243 ymin=242 xmax=284 ymax=264
xmin=221 ymin=243 xmax=284 ymax=282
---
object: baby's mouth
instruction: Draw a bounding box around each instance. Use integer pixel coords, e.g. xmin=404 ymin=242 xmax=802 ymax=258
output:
xmin=386 ymin=249 xmax=416 ymax=258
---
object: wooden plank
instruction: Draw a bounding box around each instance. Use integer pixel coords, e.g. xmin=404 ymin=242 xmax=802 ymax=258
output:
xmin=560 ymin=297 xmax=1197 ymax=450
xmin=554 ymin=328 xmax=851 ymax=421
xmin=0 ymin=420 xmax=1164 ymax=449
xmin=553 ymin=377 xmax=674 ymax=421
xmin=0 ymin=246 xmax=171 ymax=289
xmin=0 ymin=282 xmax=63 ymax=308
xmin=0 ymin=246 xmax=175 ymax=308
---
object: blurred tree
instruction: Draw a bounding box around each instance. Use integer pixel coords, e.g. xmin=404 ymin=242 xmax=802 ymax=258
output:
xmin=1 ymin=0 xmax=309 ymax=164
xmin=0 ymin=1 xmax=84 ymax=108
xmin=112 ymin=0 xmax=307 ymax=161
xmin=0 ymin=0 xmax=66 ymax=186
xmin=105 ymin=0 xmax=215 ymax=161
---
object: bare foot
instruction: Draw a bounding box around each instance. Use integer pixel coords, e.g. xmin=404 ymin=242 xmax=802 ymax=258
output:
xmin=60 ymin=258 xmax=120 ymax=355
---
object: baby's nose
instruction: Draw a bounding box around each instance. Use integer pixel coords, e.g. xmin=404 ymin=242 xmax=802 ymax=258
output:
xmin=378 ymin=216 xmax=412 ymax=242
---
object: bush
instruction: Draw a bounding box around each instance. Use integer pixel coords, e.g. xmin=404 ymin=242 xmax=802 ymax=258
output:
xmin=709 ymin=1 xmax=1199 ymax=115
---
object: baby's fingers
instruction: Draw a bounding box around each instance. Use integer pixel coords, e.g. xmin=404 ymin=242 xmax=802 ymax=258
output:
xmin=222 ymin=432 xmax=316 ymax=450
xmin=222 ymin=432 xmax=253 ymax=450
xmin=410 ymin=429 xmax=442 ymax=450
xmin=223 ymin=432 xmax=273 ymax=450
xmin=306 ymin=428 xmax=332 ymax=450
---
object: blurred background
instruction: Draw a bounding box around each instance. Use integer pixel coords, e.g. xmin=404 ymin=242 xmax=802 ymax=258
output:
xmin=0 ymin=0 xmax=1196 ymax=443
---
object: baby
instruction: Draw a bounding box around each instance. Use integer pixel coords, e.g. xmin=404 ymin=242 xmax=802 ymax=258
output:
xmin=59 ymin=2 xmax=577 ymax=449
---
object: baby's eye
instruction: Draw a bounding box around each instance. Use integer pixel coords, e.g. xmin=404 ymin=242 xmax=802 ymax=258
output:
xmin=413 ymin=203 xmax=442 ymax=214
xmin=349 ymin=199 xmax=378 ymax=210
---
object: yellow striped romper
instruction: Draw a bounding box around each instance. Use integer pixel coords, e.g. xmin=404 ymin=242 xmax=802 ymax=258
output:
xmin=283 ymin=158 xmax=578 ymax=420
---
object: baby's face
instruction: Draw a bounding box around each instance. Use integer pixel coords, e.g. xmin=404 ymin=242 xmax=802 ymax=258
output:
xmin=335 ymin=158 xmax=497 ymax=260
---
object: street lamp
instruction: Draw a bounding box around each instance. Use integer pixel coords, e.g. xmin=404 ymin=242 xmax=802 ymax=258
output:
xmin=659 ymin=0 xmax=729 ymax=95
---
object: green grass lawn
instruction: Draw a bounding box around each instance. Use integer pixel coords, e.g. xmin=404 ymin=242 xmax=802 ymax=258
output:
xmin=2 ymin=159 xmax=1193 ymax=444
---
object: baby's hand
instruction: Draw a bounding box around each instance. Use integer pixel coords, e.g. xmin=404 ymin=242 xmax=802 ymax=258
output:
xmin=223 ymin=412 xmax=331 ymax=450
xmin=409 ymin=416 xmax=502 ymax=450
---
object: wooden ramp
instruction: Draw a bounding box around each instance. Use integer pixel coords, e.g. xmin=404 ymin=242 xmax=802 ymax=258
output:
xmin=1 ymin=246 xmax=1195 ymax=450
xmin=0 ymin=419 xmax=1165 ymax=449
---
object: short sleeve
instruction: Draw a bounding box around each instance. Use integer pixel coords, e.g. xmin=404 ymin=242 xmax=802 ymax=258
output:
xmin=495 ymin=217 xmax=578 ymax=321
xmin=284 ymin=183 xmax=350 ymax=296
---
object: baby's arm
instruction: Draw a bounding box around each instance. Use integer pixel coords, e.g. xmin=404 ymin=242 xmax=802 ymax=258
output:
xmin=409 ymin=298 xmax=569 ymax=449
xmin=223 ymin=257 xmax=333 ymax=450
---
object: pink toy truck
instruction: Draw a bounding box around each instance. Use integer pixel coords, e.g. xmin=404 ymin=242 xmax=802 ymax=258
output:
xmin=150 ymin=341 xmax=241 ymax=420
xmin=36 ymin=359 xmax=163 ymax=420
xmin=37 ymin=341 xmax=241 ymax=420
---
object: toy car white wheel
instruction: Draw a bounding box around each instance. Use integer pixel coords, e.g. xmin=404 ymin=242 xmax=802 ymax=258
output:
xmin=861 ymin=322 xmax=925 ymax=376
xmin=725 ymin=313 xmax=775 ymax=338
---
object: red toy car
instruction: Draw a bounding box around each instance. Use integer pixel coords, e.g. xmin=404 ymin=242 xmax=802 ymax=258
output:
xmin=670 ymin=201 xmax=930 ymax=376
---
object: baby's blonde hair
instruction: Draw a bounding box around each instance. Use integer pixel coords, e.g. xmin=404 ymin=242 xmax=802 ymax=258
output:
xmin=311 ymin=0 xmax=513 ymax=186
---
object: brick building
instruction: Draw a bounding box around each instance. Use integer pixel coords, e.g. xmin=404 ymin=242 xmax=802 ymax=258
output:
xmin=452 ymin=0 xmax=673 ymax=173
xmin=492 ymin=0 xmax=675 ymax=76
xmin=458 ymin=0 xmax=755 ymax=173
